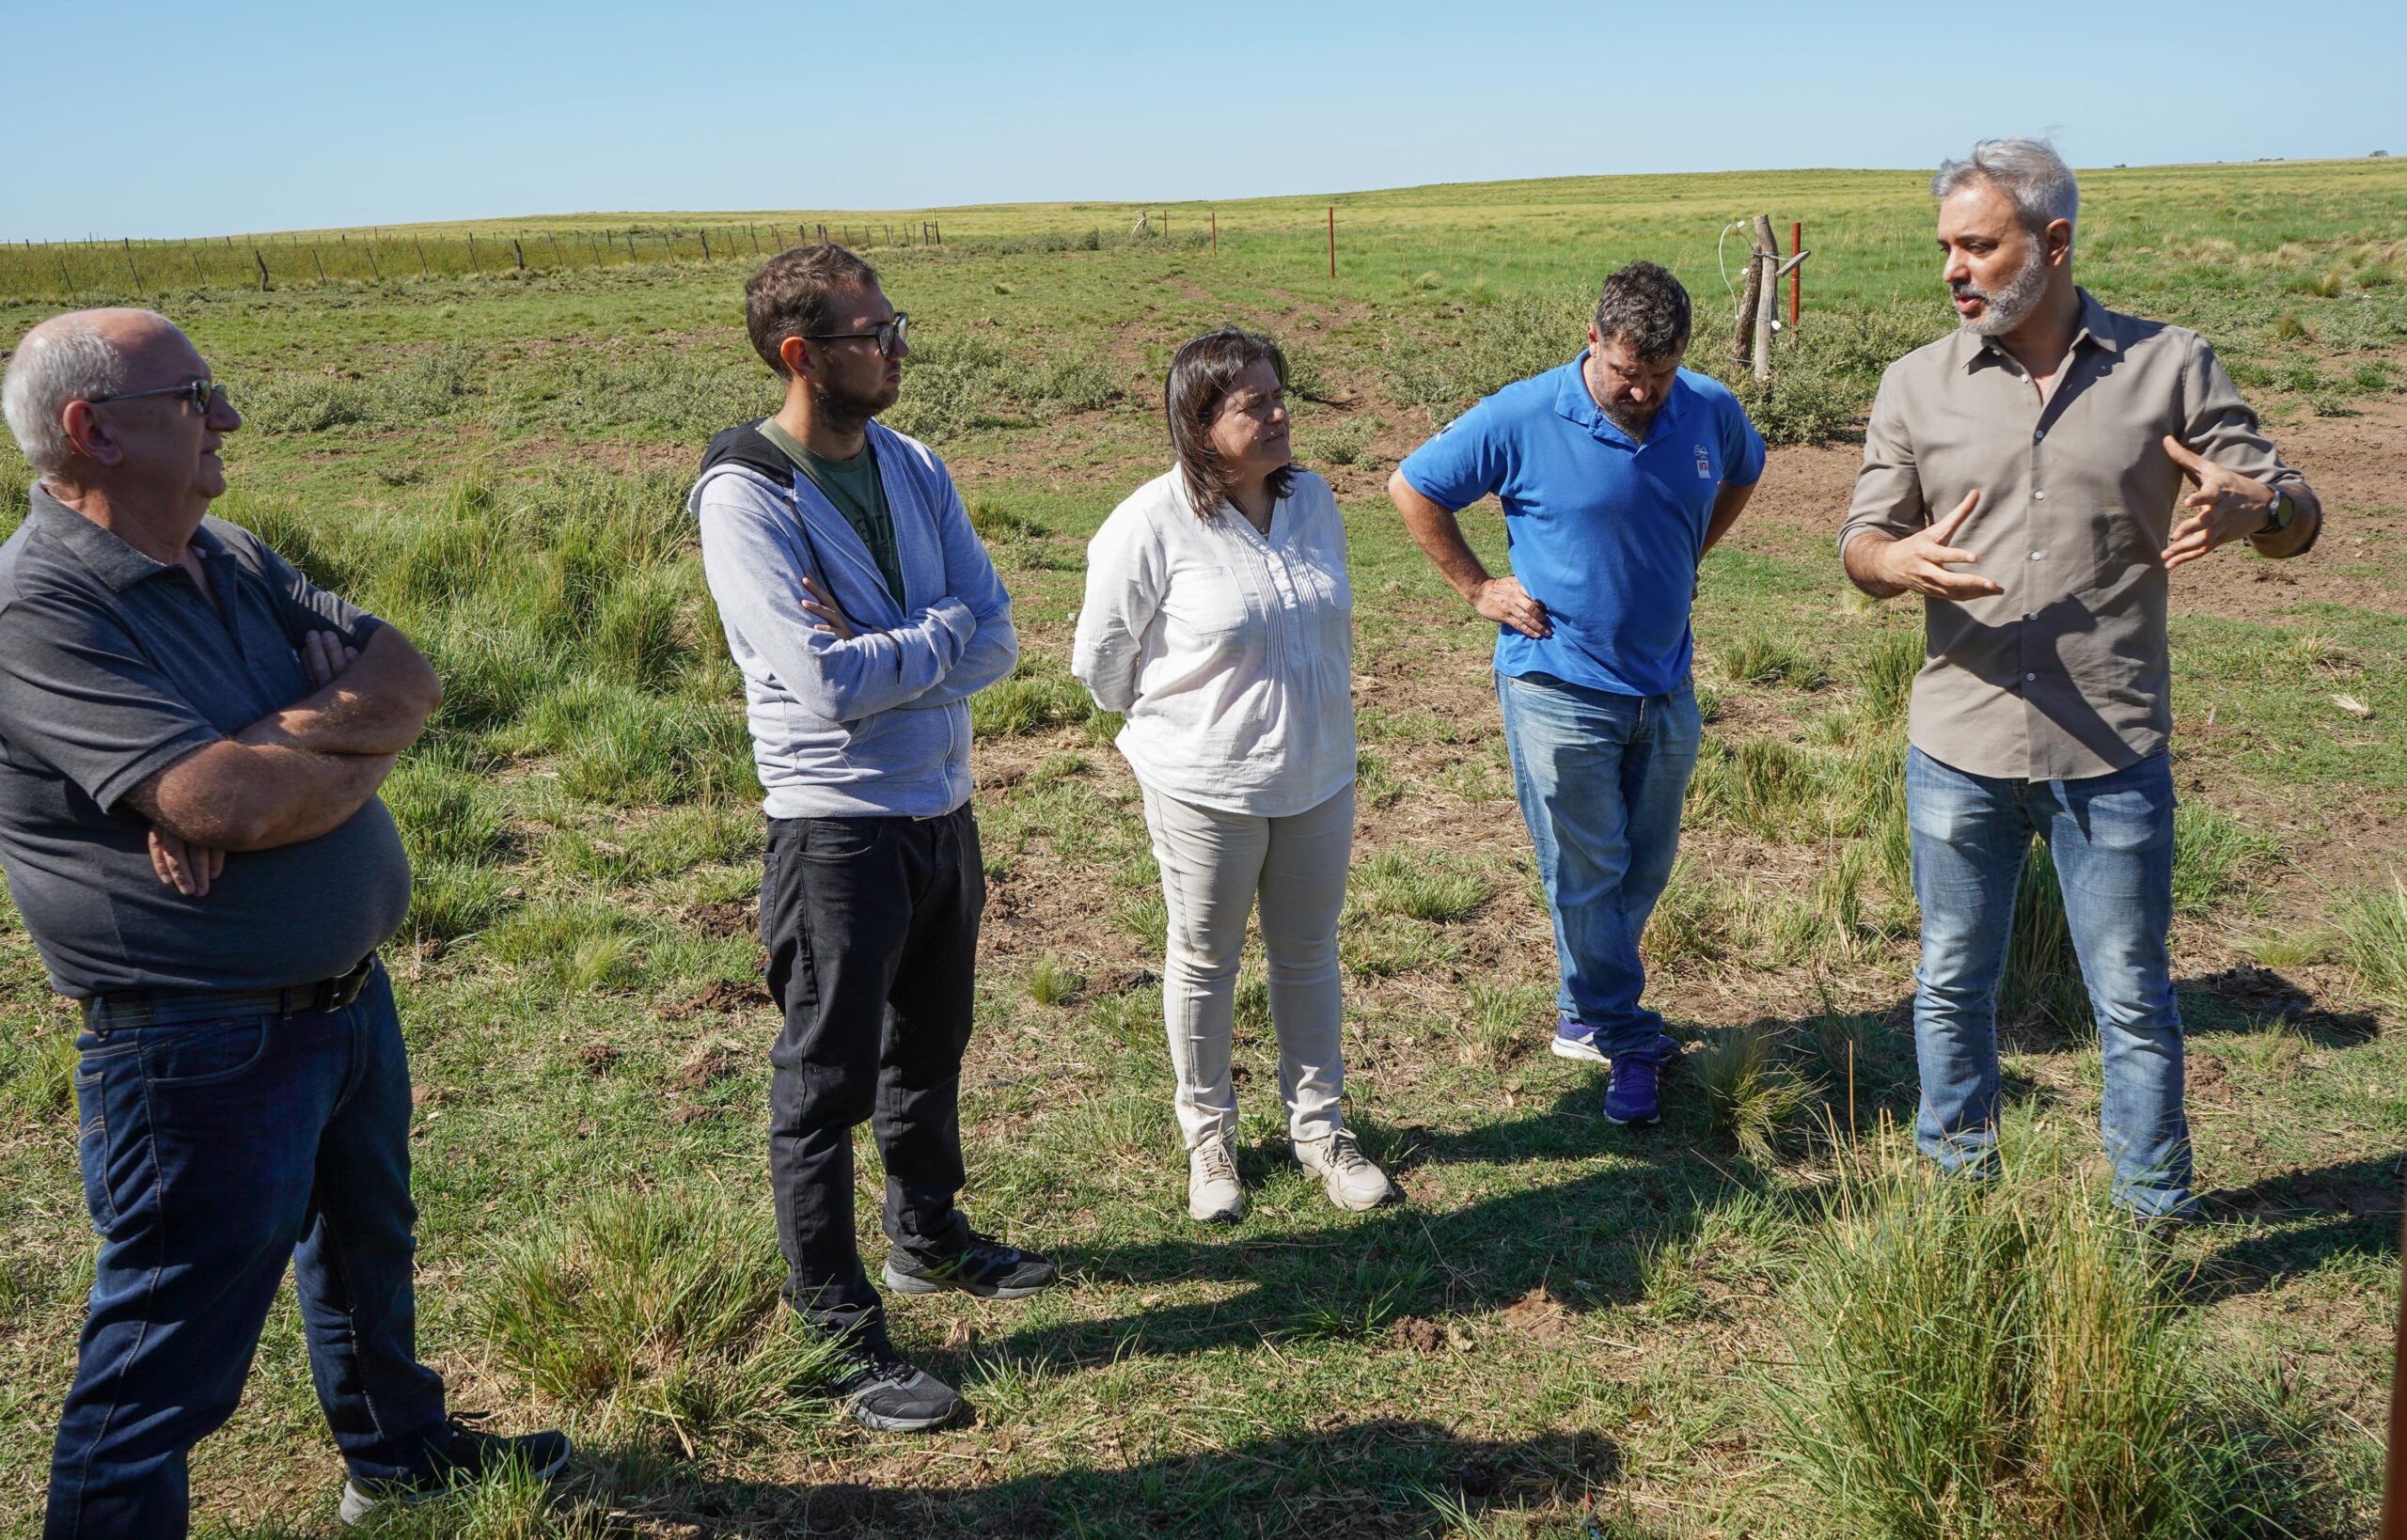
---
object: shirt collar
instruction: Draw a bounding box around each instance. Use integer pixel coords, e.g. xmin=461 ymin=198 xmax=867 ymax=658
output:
xmin=1959 ymin=286 xmax=2123 ymax=373
xmin=27 ymin=482 xmax=208 ymax=593
xmin=1554 ymin=349 xmax=1683 ymax=447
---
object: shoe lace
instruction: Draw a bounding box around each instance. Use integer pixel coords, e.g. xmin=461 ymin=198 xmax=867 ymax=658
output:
xmin=1197 ymin=1139 xmax=1238 ymax=1184
xmin=1324 ymin=1130 xmax=1376 ymax=1176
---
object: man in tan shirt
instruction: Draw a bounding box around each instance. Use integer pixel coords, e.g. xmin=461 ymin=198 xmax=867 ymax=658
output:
xmin=1839 ymin=137 xmax=2321 ymax=1219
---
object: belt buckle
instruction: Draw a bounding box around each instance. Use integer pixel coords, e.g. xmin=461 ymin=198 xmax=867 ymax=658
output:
xmin=317 ymin=955 xmax=375 ymax=1013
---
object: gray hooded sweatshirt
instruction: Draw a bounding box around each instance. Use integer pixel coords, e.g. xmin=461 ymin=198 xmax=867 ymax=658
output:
xmin=690 ymin=418 xmax=1017 ymax=819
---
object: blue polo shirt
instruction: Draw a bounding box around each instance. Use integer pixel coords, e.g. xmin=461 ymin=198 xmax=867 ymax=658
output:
xmin=1399 ymin=353 xmax=1765 ymax=698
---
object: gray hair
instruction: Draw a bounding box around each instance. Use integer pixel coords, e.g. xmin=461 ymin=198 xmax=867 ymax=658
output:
xmin=2 ymin=312 xmax=151 ymax=476
xmin=1933 ymin=138 xmax=2079 ymax=244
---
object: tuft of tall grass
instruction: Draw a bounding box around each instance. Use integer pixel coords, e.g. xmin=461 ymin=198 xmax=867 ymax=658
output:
xmin=971 ymin=653 xmax=1094 ymax=738
xmin=1025 ymin=954 xmax=1084 ymax=1007
xmin=479 ymin=1184 xmax=840 ymax=1449
xmin=2334 ymin=874 xmax=2407 ymax=1014
xmin=1693 ymin=1024 xmax=1820 ymax=1162
xmin=1715 ymin=629 xmax=1826 ymax=690
xmin=1353 ymin=849 xmax=1493 ymax=923
xmin=1861 ymin=628 xmax=1924 ymax=725
xmin=1760 ymin=1124 xmax=2325 ymax=1538
xmin=2003 ymin=839 xmax=2090 ymax=1040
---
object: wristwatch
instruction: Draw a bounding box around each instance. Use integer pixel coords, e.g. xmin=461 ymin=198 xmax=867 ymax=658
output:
xmin=2260 ymin=487 xmax=2294 ymax=534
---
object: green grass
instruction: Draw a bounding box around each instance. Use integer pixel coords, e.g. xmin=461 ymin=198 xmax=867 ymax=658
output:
xmin=2 ymin=161 xmax=2403 ymax=1536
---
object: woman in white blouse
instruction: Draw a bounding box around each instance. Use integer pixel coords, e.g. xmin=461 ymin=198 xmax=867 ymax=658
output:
xmin=1073 ymin=327 xmax=1395 ymax=1224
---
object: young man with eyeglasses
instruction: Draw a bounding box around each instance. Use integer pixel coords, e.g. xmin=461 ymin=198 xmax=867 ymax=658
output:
xmin=0 ymin=308 xmax=567 ymax=1535
xmin=689 ymin=245 xmax=1054 ymax=1433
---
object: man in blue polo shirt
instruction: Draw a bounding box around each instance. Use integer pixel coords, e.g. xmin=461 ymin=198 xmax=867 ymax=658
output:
xmin=1388 ymin=261 xmax=1764 ymax=1126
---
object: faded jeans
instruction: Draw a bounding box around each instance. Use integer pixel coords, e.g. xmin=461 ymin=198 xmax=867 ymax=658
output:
xmin=1496 ymin=671 xmax=1702 ymax=1064
xmin=1907 ymin=746 xmax=2192 ymax=1217
xmin=1141 ymin=782 xmax=1354 ymax=1150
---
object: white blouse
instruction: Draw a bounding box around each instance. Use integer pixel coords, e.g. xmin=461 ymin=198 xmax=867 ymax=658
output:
xmin=1072 ymin=468 xmax=1357 ymax=818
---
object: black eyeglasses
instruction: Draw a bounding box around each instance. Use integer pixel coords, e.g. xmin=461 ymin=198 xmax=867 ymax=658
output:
xmin=87 ymin=378 xmax=226 ymax=415
xmin=808 ymin=313 xmax=909 ymax=356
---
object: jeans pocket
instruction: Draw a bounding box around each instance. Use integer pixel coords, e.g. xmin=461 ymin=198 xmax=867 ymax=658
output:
xmin=73 ymin=1069 xmax=115 ymax=1234
xmin=140 ymin=1015 xmax=274 ymax=1087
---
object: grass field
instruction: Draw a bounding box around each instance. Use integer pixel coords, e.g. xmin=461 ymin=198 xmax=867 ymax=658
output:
xmin=3 ymin=159 xmax=2406 ymax=1537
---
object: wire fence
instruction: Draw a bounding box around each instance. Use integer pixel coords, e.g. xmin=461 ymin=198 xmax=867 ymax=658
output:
xmin=0 ymin=219 xmax=969 ymax=304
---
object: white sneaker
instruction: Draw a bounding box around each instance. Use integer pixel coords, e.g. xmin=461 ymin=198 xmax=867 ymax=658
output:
xmin=1188 ymin=1132 xmax=1245 ymax=1223
xmin=1294 ymin=1128 xmax=1397 ymax=1212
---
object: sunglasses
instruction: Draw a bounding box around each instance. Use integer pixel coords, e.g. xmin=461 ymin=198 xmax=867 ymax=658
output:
xmin=87 ymin=378 xmax=227 ymax=415
xmin=807 ymin=313 xmax=909 ymax=356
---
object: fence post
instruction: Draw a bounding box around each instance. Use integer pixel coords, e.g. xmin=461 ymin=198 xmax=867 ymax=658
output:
xmin=1790 ymin=220 xmax=1803 ymax=325
xmin=700 ymin=229 xmax=712 ymax=261
xmin=311 ymin=247 xmax=328 ymax=284
xmin=415 ymin=240 xmax=430 ymax=276
xmin=467 ymin=234 xmax=481 ymax=273
xmin=1327 ymin=206 xmax=1335 ymax=279
xmin=365 ymin=243 xmax=381 ymax=281
xmin=511 ymin=238 xmax=526 ymax=270
xmin=253 ymin=249 xmax=270 ymax=291
xmin=1733 ymin=224 xmax=1764 ymax=368
xmin=121 ymin=237 xmax=142 ymax=291
xmin=548 ymin=232 xmax=564 ymax=267
xmin=1751 ymin=214 xmax=1779 ymax=383
xmin=60 ymin=251 xmax=78 ymax=300
xmin=189 ymin=244 xmax=203 ymax=284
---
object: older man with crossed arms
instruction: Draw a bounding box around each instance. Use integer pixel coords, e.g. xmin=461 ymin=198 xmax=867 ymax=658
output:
xmin=1 ymin=308 xmax=565 ymax=1535
xmin=1841 ymin=139 xmax=2323 ymax=1220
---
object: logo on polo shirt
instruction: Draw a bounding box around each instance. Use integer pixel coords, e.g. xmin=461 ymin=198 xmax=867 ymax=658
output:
xmin=1693 ymin=445 xmax=1713 ymax=480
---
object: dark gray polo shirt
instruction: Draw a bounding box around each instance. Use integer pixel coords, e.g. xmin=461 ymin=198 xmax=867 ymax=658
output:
xmin=0 ymin=486 xmax=412 ymax=998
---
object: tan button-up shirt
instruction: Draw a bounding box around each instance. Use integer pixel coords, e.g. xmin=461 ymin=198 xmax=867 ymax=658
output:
xmin=1839 ymin=290 xmax=2318 ymax=781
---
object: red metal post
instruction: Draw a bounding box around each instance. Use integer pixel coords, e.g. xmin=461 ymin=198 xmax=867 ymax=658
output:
xmin=1327 ymin=206 xmax=1335 ymax=278
xmin=1790 ymin=220 xmax=1802 ymax=325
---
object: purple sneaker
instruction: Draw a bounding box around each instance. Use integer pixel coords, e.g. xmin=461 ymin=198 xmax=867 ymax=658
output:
xmin=1553 ymin=1014 xmax=1681 ymax=1067
xmin=1604 ymin=1056 xmax=1661 ymax=1126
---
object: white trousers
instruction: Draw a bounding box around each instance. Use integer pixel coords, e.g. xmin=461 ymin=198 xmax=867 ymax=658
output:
xmin=1141 ymin=781 xmax=1355 ymax=1149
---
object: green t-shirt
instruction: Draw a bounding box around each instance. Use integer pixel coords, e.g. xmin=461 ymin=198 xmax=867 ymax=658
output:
xmin=756 ymin=420 xmax=905 ymax=608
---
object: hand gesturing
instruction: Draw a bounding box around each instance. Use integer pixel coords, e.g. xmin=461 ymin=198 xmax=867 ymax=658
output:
xmin=1873 ymin=490 xmax=2001 ymax=601
xmin=2159 ymin=436 xmax=2275 ymax=571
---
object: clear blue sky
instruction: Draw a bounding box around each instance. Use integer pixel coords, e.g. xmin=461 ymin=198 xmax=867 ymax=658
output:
xmin=4 ymin=0 xmax=2399 ymax=240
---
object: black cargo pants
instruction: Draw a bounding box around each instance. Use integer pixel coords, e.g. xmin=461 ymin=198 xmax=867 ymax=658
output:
xmin=761 ymin=805 xmax=983 ymax=1344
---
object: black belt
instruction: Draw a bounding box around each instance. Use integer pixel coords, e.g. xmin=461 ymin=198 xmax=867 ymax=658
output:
xmin=83 ymin=954 xmax=378 ymax=1033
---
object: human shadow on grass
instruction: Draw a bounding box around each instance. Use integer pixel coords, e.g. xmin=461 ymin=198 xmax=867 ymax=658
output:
xmin=2184 ymin=1152 xmax=2405 ymax=1303
xmin=2175 ymin=964 xmax=2383 ymax=1046
xmin=584 ymin=1417 xmax=1640 ymax=1540
xmin=979 ymin=1005 xmax=1927 ymax=1375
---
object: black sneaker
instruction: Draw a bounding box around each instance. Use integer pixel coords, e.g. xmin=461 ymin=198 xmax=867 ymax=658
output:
xmin=882 ymin=1229 xmax=1058 ymax=1299
xmin=831 ymin=1340 xmax=964 ymax=1432
xmin=337 ymin=1414 xmax=572 ymax=1525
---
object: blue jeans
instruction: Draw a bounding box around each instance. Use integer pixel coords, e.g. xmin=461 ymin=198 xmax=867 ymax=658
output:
xmin=1907 ymin=746 xmax=2192 ymax=1217
xmin=47 ymin=963 xmax=448 ymax=1538
xmin=1496 ymin=671 xmax=1702 ymax=1063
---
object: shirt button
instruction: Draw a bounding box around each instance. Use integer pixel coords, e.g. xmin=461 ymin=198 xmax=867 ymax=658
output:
xmin=2025 ymin=672 xmax=2037 ymax=682
xmin=2034 ymin=430 xmax=2044 ymax=442
xmin=2033 ymin=489 xmax=2047 ymax=500
xmin=2023 ymin=611 xmax=2037 ymax=621
xmin=2031 ymin=551 xmax=2044 ymax=561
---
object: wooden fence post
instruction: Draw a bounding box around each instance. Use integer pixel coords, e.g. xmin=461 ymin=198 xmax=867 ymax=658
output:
xmin=415 ymin=240 xmax=429 ymax=276
xmin=365 ymin=243 xmax=381 ymax=281
xmin=1733 ymin=225 xmax=1764 ymax=368
xmin=60 ymin=251 xmax=78 ymax=300
xmin=121 ymin=237 xmax=141 ymax=290
xmin=511 ymin=238 xmax=526 ymax=270
xmin=311 ymin=247 xmax=328 ymax=284
xmin=467 ymin=234 xmax=481 ymax=273
xmin=700 ymin=229 xmax=712 ymax=261
xmin=1751 ymin=214 xmax=1779 ymax=383
xmin=253 ymin=249 xmax=270 ymax=291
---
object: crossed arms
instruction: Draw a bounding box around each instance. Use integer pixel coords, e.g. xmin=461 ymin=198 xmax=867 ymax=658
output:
xmin=126 ymin=625 xmax=440 ymax=894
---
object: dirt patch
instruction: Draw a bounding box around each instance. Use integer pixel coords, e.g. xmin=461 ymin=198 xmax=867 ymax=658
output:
xmin=684 ymin=899 xmax=756 ymax=939
xmin=574 ymin=1042 xmax=623 ymax=1075
xmin=1389 ymin=1315 xmax=1474 ymax=1354
xmin=663 ymin=978 xmax=774 ymax=1018
xmin=1495 ymin=1286 xmax=1581 ymax=1345
xmin=671 ymin=1039 xmax=747 ymax=1092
